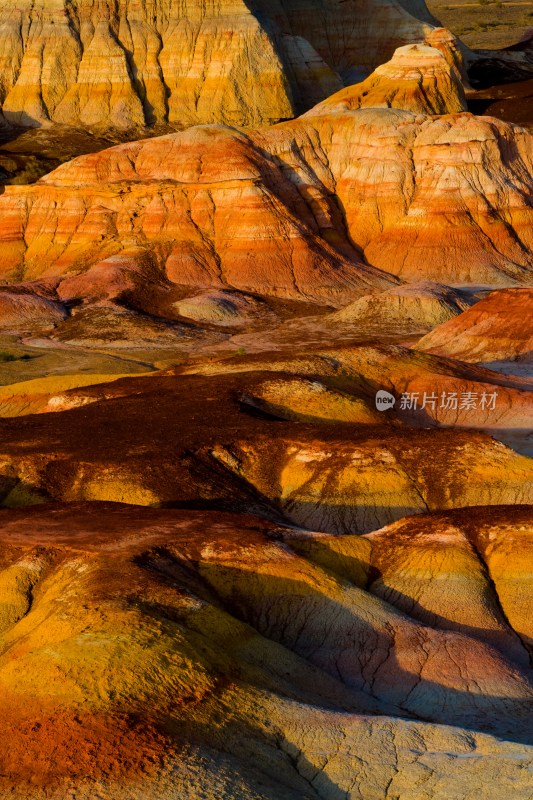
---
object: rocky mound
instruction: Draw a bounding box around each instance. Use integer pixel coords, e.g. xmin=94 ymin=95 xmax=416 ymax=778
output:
xmin=416 ymin=288 xmax=533 ymax=364
xmin=0 ymin=502 xmax=530 ymax=799
xmin=209 ymin=431 xmax=533 ymax=534
xmin=0 ymin=98 xmax=532 ymax=302
xmin=240 ymin=376 xmax=383 ymax=424
xmin=174 ymin=290 xmax=277 ymax=328
xmin=181 ymin=342 xmax=533 ymax=456
xmin=364 ymin=507 xmax=533 ymax=661
xmin=328 ymin=281 xmax=473 ymax=330
xmin=49 ymin=302 xmax=225 ymax=350
xmin=307 ymin=43 xmax=467 ymax=117
xmin=0 ymin=0 xmax=440 ymax=133
xmin=0 ymin=289 xmax=66 ymax=330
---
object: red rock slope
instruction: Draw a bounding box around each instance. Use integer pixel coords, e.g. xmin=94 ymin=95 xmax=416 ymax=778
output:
xmin=416 ymin=288 xmax=533 ymax=364
xmin=0 ymin=63 xmax=532 ymax=297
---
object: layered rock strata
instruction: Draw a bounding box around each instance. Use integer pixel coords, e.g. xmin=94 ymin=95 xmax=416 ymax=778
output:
xmin=0 ymin=0 xmax=441 ymax=131
xmin=417 ymin=288 xmax=533 ymax=364
xmin=0 ymin=503 xmax=530 ymax=799
xmin=0 ymin=97 xmax=532 ymax=299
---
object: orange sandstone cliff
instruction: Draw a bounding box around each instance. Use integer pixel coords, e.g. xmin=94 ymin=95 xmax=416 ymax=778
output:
xmin=0 ymin=0 xmax=442 ymax=132
xmin=0 ymin=104 xmax=531 ymax=296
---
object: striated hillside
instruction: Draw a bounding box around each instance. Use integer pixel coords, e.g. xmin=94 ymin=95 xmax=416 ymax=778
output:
xmin=0 ymin=502 xmax=531 ymax=799
xmin=305 ymin=33 xmax=467 ymax=117
xmin=0 ymin=56 xmax=531 ymax=299
xmin=0 ymin=0 xmax=440 ymax=132
xmin=0 ymin=2 xmax=530 ymax=796
xmin=416 ymin=288 xmax=533 ymax=365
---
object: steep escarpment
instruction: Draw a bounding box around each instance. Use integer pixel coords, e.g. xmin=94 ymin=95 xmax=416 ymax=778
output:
xmin=0 ymin=0 xmax=441 ymax=132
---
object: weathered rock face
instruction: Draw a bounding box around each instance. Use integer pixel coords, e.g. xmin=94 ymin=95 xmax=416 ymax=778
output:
xmin=0 ymin=290 xmax=66 ymax=330
xmin=328 ymin=281 xmax=473 ymax=330
xmin=180 ymin=343 xmax=533 ymax=457
xmin=0 ymin=323 xmax=529 ymax=799
xmin=210 ymin=432 xmax=533 ymax=534
xmin=0 ymin=0 xmax=441 ymax=132
xmin=365 ymin=506 xmax=533 ymax=661
xmin=416 ymin=288 xmax=533 ymax=364
xmin=307 ymin=42 xmax=467 ymax=117
xmin=0 ymin=93 xmax=532 ymax=298
xmin=0 ymin=502 xmax=531 ymax=799
xmin=173 ymin=289 xmax=278 ymax=328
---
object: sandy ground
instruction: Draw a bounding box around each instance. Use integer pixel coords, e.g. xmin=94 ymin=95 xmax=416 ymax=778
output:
xmin=427 ymin=0 xmax=533 ymax=48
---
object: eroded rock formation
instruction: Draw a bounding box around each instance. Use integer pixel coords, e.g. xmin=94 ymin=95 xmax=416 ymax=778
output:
xmin=0 ymin=503 xmax=530 ymax=799
xmin=417 ymin=288 xmax=533 ymax=364
xmin=0 ymin=9 xmax=530 ymax=797
xmin=0 ymin=78 xmax=532 ymax=301
xmin=306 ymin=41 xmax=467 ymax=117
xmin=0 ymin=0 xmax=441 ymax=132
xmin=328 ymin=281 xmax=473 ymax=330
xmin=0 ymin=344 xmax=530 ymax=515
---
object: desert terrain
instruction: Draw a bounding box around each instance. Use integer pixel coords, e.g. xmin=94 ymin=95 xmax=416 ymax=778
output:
xmin=427 ymin=0 xmax=533 ymax=49
xmin=0 ymin=0 xmax=530 ymax=798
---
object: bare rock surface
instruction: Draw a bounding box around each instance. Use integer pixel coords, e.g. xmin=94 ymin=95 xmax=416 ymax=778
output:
xmin=1 ymin=100 xmax=532 ymax=301
xmin=416 ymin=288 xmax=533 ymax=364
xmin=0 ymin=290 xmax=66 ymax=330
xmin=328 ymin=281 xmax=473 ymax=331
xmin=174 ymin=290 xmax=277 ymax=328
xmin=0 ymin=12 xmax=531 ymax=796
xmin=0 ymin=0 xmax=441 ymax=132
xmin=0 ymin=345 xmax=530 ymax=518
xmin=307 ymin=42 xmax=467 ymax=117
xmin=0 ymin=502 xmax=530 ymax=798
